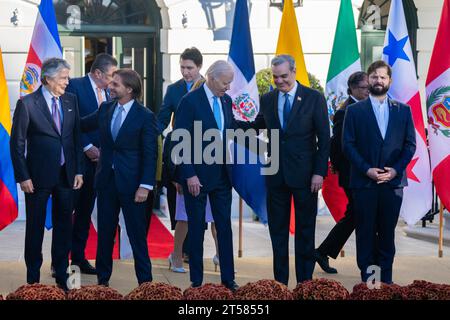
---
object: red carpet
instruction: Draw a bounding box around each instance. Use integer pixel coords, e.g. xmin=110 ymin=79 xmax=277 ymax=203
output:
xmin=84 ymin=214 xmax=174 ymax=260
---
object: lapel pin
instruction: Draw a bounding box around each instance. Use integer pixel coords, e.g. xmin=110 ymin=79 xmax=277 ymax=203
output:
xmin=297 ymin=96 xmax=302 ymax=102
xmin=68 ymin=109 xmax=72 ymax=112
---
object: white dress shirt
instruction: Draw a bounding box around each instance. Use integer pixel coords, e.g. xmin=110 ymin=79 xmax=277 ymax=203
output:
xmin=369 ymin=95 xmax=390 ymax=139
xmin=111 ymin=99 xmax=153 ymax=191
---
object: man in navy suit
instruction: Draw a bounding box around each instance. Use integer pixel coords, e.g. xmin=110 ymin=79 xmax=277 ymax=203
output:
xmin=81 ymin=69 xmax=158 ymax=286
xmin=66 ymin=53 xmax=118 ymax=274
xmin=158 ymin=47 xmax=203 ymax=265
xmin=172 ymin=60 xmax=238 ymax=291
xmin=10 ymin=58 xmax=84 ymax=291
xmin=247 ymin=55 xmax=330 ymax=285
xmin=343 ymin=60 xmax=416 ymax=284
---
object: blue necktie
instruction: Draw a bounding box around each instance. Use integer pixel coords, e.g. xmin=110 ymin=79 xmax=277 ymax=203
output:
xmin=111 ymin=105 xmax=124 ymax=141
xmin=283 ymin=93 xmax=291 ymax=130
xmin=213 ymin=96 xmax=222 ymax=131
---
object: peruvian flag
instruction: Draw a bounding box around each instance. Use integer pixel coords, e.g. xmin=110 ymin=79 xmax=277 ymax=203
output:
xmin=382 ymin=0 xmax=432 ymax=225
xmin=426 ymin=0 xmax=450 ymax=210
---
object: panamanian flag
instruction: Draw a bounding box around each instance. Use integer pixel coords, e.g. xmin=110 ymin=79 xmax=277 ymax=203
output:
xmin=227 ymin=0 xmax=267 ymax=224
xmin=382 ymin=0 xmax=432 ymax=225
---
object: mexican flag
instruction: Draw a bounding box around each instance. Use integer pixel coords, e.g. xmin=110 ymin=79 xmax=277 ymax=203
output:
xmin=322 ymin=0 xmax=360 ymax=222
xmin=325 ymin=0 xmax=361 ymax=119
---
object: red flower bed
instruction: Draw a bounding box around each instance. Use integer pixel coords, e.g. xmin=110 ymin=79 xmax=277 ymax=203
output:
xmin=125 ymin=282 xmax=183 ymax=300
xmin=6 ymin=284 xmax=66 ymax=300
xmin=183 ymin=283 xmax=234 ymax=300
xmin=350 ymin=282 xmax=404 ymax=300
xmin=234 ymin=280 xmax=293 ymax=300
xmin=293 ymin=278 xmax=350 ymax=300
xmin=402 ymin=280 xmax=450 ymax=300
xmin=67 ymin=285 xmax=123 ymax=300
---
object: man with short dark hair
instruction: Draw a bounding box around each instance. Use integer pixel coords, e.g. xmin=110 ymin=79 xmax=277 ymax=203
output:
xmin=66 ymin=53 xmax=118 ymax=275
xmin=314 ymin=71 xmax=369 ymax=274
xmin=81 ymin=69 xmax=158 ymax=286
xmin=10 ymin=57 xmax=84 ymax=291
xmin=343 ymin=60 xmax=416 ymax=283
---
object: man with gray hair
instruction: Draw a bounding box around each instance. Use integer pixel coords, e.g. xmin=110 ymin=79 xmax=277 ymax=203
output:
xmin=10 ymin=57 xmax=84 ymax=291
xmin=172 ymin=60 xmax=239 ymax=291
xmin=247 ymin=54 xmax=330 ymax=284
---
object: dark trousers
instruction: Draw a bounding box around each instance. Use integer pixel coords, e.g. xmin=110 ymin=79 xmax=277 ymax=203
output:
xmin=71 ymin=156 xmax=96 ymax=263
xmin=183 ymin=182 xmax=234 ymax=285
xmin=317 ymin=188 xmax=355 ymax=259
xmin=25 ymin=166 xmax=73 ymax=285
xmin=96 ymin=172 xmax=152 ymax=285
xmin=267 ymin=184 xmax=318 ymax=285
xmin=352 ymin=185 xmax=403 ymax=284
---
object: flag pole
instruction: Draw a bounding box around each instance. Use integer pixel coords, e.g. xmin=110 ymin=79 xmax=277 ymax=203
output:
xmin=238 ymin=197 xmax=243 ymax=258
xmin=439 ymin=201 xmax=444 ymax=258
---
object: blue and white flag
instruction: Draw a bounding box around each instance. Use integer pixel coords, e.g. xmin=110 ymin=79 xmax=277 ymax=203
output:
xmin=227 ymin=0 xmax=267 ymax=224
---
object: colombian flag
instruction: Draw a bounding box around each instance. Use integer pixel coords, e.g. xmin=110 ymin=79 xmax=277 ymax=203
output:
xmin=0 ymin=48 xmax=18 ymax=230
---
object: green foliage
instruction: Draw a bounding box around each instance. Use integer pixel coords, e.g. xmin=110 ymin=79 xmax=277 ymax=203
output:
xmin=256 ymin=68 xmax=324 ymax=96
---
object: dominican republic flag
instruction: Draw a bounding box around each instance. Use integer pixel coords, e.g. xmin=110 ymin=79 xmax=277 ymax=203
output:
xmin=227 ymin=0 xmax=267 ymax=224
xmin=20 ymin=0 xmax=63 ymax=230
xmin=382 ymin=0 xmax=432 ymax=225
xmin=426 ymin=0 xmax=450 ymax=210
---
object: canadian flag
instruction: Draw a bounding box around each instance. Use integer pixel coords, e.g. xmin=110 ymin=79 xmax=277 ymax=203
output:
xmin=382 ymin=0 xmax=432 ymax=225
xmin=426 ymin=0 xmax=450 ymax=210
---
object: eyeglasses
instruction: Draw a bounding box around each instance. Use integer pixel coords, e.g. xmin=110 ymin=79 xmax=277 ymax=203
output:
xmin=357 ymin=85 xmax=369 ymax=90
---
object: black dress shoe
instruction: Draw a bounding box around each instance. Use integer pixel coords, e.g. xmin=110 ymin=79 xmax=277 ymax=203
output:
xmin=72 ymin=260 xmax=97 ymax=275
xmin=98 ymin=281 xmax=109 ymax=287
xmin=222 ymin=281 xmax=239 ymax=292
xmin=314 ymin=249 xmax=338 ymax=274
xmin=56 ymin=281 xmax=69 ymax=293
xmin=51 ymin=265 xmax=56 ymax=278
xmin=190 ymin=282 xmax=202 ymax=288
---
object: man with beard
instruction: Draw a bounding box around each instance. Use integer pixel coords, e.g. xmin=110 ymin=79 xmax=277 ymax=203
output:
xmin=315 ymin=71 xmax=369 ymax=274
xmin=342 ymin=60 xmax=416 ymax=284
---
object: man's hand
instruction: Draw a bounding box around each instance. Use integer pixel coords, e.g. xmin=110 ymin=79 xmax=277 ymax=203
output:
xmin=377 ymin=167 xmax=397 ymax=184
xmin=73 ymin=175 xmax=83 ymax=190
xmin=20 ymin=179 xmax=34 ymax=193
xmin=366 ymin=168 xmax=386 ymax=182
xmin=187 ymin=176 xmax=202 ymax=197
xmin=173 ymin=182 xmax=183 ymax=195
xmin=311 ymin=175 xmax=324 ymax=193
xmin=134 ymin=187 xmax=150 ymax=203
xmin=85 ymin=146 xmax=100 ymax=162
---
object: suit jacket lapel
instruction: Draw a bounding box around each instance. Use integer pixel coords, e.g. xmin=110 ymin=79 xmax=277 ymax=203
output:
xmin=272 ymin=89 xmax=282 ymax=130
xmin=107 ymin=101 xmax=117 ymax=143
xmin=286 ymin=83 xmax=304 ymax=130
xmin=83 ymin=75 xmax=98 ymax=107
xmin=200 ymin=88 xmax=218 ymax=129
xmin=220 ymin=96 xmax=231 ymax=129
xmin=60 ymin=95 xmax=72 ymax=136
xmin=35 ymin=87 xmax=60 ymax=136
xmin=384 ymin=99 xmax=398 ymax=142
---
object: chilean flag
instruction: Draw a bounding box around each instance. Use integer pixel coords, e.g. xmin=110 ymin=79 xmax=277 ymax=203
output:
xmin=426 ymin=0 xmax=450 ymax=210
xmin=20 ymin=0 xmax=63 ymax=229
xmin=227 ymin=0 xmax=267 ymax=224
xmin=382 ymin=0 xmax=432 ymax=225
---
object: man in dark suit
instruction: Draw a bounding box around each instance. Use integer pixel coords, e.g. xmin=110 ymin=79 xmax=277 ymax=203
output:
xmin=10 ymin=58 xmax=84 ymax=290
xmin=158 ymin=47 xmax=203 ymax=265
xmin=343 ymin=60 xmax=416 ymax=284
xmin=65 ymin=53 xmax=118 ymax=274
xmin=315 ymin=71 xmax=369 ymax=274
xmin=248 ymin=54 xmax=330 ymax=285
xmin=81 ymin=69 xmax=158 ymax=286
xmin=172 ymin=60 xmax=238 ymax=291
